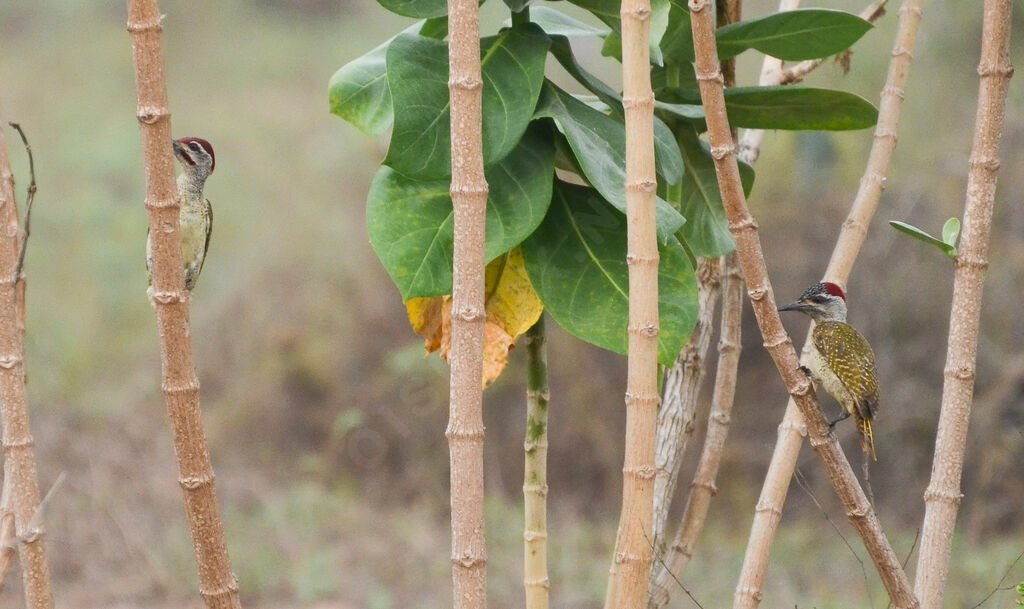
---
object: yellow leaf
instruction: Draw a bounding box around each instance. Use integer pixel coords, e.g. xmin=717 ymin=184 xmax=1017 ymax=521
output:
xmin=405 ymin=247 xmax=544 ymax=388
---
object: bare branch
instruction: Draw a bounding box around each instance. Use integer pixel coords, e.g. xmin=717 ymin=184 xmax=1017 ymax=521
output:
xmin=0 ymin=117 xmax=55 ymax=609
xmin=126 ymin=2 xmax=241 ymax=606
xmin=445 ymin=0 xmax=489 ymax=606
xmin=607 ymin=0 xmax=660 ymax=606
xmin=914 ymin=1 xmax=1014 ymax=606
xmin=651 ymin=257 xmax=720 ymax=556
xmin=650 ymin=254 xmax=743 ymax=609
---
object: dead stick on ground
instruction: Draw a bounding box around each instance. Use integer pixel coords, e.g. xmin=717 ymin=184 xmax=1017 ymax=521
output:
xmin=687 ymin=1 xmax=918 ymax=607
xmin=126 ymin=2 xmax=241 ymax=606
xmin=914 ymin=1 xmax=1013 ymax=607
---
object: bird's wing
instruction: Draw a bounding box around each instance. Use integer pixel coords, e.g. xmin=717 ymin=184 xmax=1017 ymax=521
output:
xmin=204 ymin=199 xmax=212 ymax=264
xmin=813 ymin=322 xmax=880 ymax=420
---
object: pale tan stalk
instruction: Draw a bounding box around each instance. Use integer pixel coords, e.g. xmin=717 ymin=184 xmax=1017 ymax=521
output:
xmin=523 ymin=318 xmax=550 ymax=609
xmin=0 ymin=463 xmax=15 ymax=591
xmin=778 ymin=0 xmax=890 ymax=85
xmin=649 ymin=254 xmax=742 ymax=609
xmin=0 ymin=125 xmax=54 ymax=609
xmin=651 ymin=257 xmax=720 ymax=557
xmin=914 ymin=3 xmax=1013 ymax=607
xmin=688 ymin=1 xmax=917 ymax=607
xmin=606 ymin=0 xmax=660 ymax=607
xmin=126 ymin=3 xmax=241 ymax=607
xmin=733 ymin=0 xmax=922 ymax=604
xmin=445 ymin=0 xmax=489 ymax=607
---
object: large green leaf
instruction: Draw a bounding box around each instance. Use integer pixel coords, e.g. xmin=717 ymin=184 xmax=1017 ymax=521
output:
xmin=717 ymin=9 xmax=872 ymax=61
xmin=328 ymin=21 xmax=437 ymax=135
xmin=659 ymin=6 xmax=870 ymax=63
xmin=672 ymin=125 xmax=756 ymax=257
xmin=659 ymin=0 xmax=694 ymax=64
xmin=369 ymin=127 xmax=555 ymax=299
xmin=547 ymin=39 xmax=682 ymax=186
xmin=534 ymin=82 xmax=686 ymax=242
xmin=376 ymin=0 xmax=447 ymax=18
xmin=662 ymin=86 xmax=878 ymax=131
xmin=522 ymin=182 xmax=698 ymax=365
xmin=384 ymin=24 xmax=550 ymax=179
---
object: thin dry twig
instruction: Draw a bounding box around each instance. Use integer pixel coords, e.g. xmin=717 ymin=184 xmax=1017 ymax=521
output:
xmin=687 ymin=1 xmax=917 ymax=607
xmin=0 ymin=121 xmax=54 ymax=609
xmin=914 ymin=1 xmax=1014 ymax=606
xmin=126 ymin=2 xmax=241 ymax=606
xmin=6 ymin=124 xmax=35 ymax=281
xmin=793 ymin=467 xmax=873 ymax=607
xmin=445 ymin=0 xmax=489 ymax=607
xmin=779 ymin=0 xmax=890 ymax=85
xmin=967 ymin=548 xmax=1024 ymax=609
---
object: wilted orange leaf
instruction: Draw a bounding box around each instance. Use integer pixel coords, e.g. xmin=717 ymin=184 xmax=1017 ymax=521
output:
xmin=405 ymin=247 xmax=544 ymax=388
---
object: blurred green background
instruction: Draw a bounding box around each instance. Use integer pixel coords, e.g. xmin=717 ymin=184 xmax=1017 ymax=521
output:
xmin=1 ymin=0 xmax=1022 ymax=607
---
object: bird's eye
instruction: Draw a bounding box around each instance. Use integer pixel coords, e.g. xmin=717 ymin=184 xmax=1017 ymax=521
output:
xmin=811 ymin=295 xmax=827 ymax=303
xmin=189 ymin=142 xmax=201 ymax=151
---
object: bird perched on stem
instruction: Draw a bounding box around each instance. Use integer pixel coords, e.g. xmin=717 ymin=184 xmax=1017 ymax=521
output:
xmin=146 ymin=137 xmax=214 ymax=301
xmin=778 ymin=282 xmax=879 ymax=460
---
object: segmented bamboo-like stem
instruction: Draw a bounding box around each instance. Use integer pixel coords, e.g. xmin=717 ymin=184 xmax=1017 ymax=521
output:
xmin=126 ymin=3 xmax=241 ymax=607
xmin=0 ymin=125 xmax=53 ymax=609
xmin=607 ymin=0 xmax=660 ymax=607
xmin=523 ymin=318 xmax=550 ymax=609
xmin=650 ymin=257 xmax=720 ymax=559
xmin=914 ymin=2 xmax=1013 ymax=607
xmin=446 ymin=0 xmax=489 ymax=607
xmin=649 ymin=254 xmax=742 ymax=609
xmin=687 ymin=1 xmax=917 ymax=607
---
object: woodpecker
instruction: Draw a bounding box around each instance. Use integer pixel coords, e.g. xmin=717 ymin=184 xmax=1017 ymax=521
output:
xmin=146 ymin=137 xmax=214 ymax=300
xmin=778 ymin=282 xmax=879 ymax=460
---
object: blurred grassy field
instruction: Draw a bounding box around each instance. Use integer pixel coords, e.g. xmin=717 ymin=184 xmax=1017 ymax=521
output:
xmin=1 ymin=0 xmax=1022 ymax=607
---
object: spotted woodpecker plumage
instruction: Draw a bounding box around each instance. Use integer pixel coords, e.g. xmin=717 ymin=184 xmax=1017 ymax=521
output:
xmin=779 ymin=282 xmax=879 ymax=460
xmin=146 ymin=137 xmax=214 ymax=299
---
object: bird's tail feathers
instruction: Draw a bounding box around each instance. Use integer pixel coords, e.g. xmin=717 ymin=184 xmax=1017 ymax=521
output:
xmin=859 ymin=417 xmax=877 ymax=461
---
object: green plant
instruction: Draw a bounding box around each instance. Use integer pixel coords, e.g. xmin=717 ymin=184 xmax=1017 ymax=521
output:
xmin=330 ymin=0 xmax=878 ymax=377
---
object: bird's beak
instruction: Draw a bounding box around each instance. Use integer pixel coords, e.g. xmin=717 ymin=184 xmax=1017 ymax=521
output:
xmin=172 ymin=139 xmax=184 ymax=156
xmin=778 ymin=300 xmax=809 ymax=313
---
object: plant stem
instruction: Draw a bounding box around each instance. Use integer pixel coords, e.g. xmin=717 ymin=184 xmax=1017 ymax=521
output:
xmin=650 ymin=257 xmax=719 ymax=563
xmin=649 ymin=253 xmax=742 ymax=609
xmin=607 ymin=0 xmax=659 ymax=606
xmin=512 ymin=5 xmax=530 ymax=26
xmin=0 ymin=121 xmax=53 ymax=609
xmin=914 ymin=1 xmax=1013 ymax=607
xmin=523 ymin=317 xmax=550 ymax=609
xmin=126 ymin=2 xmax=241 ymax=607
xmin=446 ymin=0 xmax=489 ymax=607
